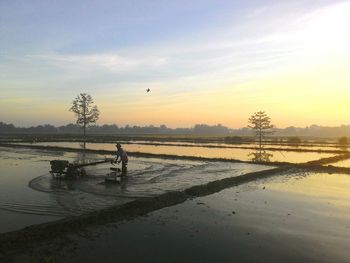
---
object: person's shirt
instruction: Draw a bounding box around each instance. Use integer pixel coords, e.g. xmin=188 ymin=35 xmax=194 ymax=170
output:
xmin=116 ymin=148 xmax=128 ymax=162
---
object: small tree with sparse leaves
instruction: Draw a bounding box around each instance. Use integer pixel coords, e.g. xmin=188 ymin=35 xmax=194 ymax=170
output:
xmin=69 ymin=93 xmax=100 ymax=142
xmin=248 ymin=111 xmax=274 ymax=148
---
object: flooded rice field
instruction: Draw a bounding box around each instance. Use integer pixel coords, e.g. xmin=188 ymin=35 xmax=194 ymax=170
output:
xmin=1 ymin=139 xmax=350 ymax=263
xmin=0 ymin=146 xmax=272 ymax=233
xmin=57 ymin=171 xmax=350 ymax=263
xmin=328 ymin=158 xmax=350 ymax=168
xmin=107 ymin=140 xmax=345 ymax=151
xmin=13 ymin=141 xmax=337 ymax=163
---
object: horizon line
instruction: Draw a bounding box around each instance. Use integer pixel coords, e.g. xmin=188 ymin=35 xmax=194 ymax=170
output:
xmin=1 ymin=121 xmax=350 ymax=130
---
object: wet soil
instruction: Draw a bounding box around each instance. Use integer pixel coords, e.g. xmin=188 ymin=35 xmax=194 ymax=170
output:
xmin=1 ymin=143 xmax=349 ymax=262
xmin=3 ymin=170 xmax=350 ymax=263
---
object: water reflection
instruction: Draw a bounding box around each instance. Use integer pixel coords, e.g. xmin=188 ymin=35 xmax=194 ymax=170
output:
xmin=337 ymin=144 xmax=348 ymax=151
xmin=72 ymin=142 xmax=101 ymax=165
xmin=50 ymin=177 xmax=75 ymax=191
xmin=327 ymin=158 xmax=350 ymax=168
xmin=73 ymin=142 xmax=87 ymax=165
xmin=12 ymin=141 xmax=336 ymax=163
xmin=248 ymin=148 xmax=273 ymax=162
xmin=103 ymin=176 xmax=128 ymax=191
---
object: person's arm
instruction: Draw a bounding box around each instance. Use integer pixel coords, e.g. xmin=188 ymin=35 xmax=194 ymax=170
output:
xmin=115 ymin=151 xmax=121 ymax=163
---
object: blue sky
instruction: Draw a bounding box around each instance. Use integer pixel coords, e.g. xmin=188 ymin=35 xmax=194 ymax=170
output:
xmin=0 ymin=0 xmax=349 ymax=127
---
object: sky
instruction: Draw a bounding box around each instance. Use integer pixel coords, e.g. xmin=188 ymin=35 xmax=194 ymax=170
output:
xmin=0 ymin=0 xmax=349 ymax=128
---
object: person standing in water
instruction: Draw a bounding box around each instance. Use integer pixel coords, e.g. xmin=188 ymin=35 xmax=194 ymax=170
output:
xmin=115 ymin=143 xmax=128 ymax=175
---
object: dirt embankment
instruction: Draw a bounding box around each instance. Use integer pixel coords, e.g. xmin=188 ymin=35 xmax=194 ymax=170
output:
xmin=0 ymin=142 xmax=343 ymax=167
xmin=305 ymin=153 xmax=350 ymax=165
xmin=1 ymin=137 xmax=348 ymax=154
xmin=0 ymin=166 xmax=288 ymax=259
xmin=2 ymin=158 xmax=349 ymax=261
xmin=2 ymin=142 xmax=350 ymax=175
xmin=1 ymin=143 xmax=350 ymax=261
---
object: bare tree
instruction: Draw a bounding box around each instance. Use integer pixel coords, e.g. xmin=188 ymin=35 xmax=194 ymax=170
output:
xmin=69 ymin=93 xmax=100 ymax=142
xmin=248 ymin=111 xmax=274 ymax=148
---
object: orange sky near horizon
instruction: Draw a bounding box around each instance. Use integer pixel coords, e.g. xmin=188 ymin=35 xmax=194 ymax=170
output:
xmin=1 ymin=1 xmax=349 ymax=129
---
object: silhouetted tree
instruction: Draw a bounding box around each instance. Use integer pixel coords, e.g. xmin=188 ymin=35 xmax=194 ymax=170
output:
xmin=69 ymin=93 xmax=100 ymax=142
xmin=248 ymin=111 xmax=274 ymax=148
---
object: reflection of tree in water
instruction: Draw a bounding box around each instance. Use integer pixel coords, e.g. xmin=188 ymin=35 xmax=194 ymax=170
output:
xmin=337 ymin=144 xmax=348 ymax=151
xmin=337 ymin=136 xmax=348 ymax=151
xmin=73 ymin=142 xmax=87 ymax=165
xmin=248 ymin=148 xmax=273 ymax=162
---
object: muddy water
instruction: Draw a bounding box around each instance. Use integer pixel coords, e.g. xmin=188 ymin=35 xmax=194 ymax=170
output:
xmin=16 ymin=142 xmax=335 ymax=163
xmin=0 ymin=146 xmax=272 ymax=233
xmin=0 ymin=147 xmax=134 ymax=233
xmin=0 ymin=147 xmax=67 ymax=233
xmin=39 ymin=159 xmax=273 ymax=198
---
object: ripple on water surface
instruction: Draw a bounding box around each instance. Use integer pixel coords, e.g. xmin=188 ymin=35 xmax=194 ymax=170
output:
xmin=0 ymin=147 xmax=272 ymax=233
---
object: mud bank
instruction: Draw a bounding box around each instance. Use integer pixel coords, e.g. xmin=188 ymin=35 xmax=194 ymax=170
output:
xmin=0 ymin=134 xmax=343 ymax=145
xmin=119 ymin=142 xmax=348 ymax=154
xmin=298 ymin=164 xmax=350 ymax=174
xmin=56 ymin=171 xmax=350 ymax=263
xmin=306 ymin=153 xmax=350 ymax=165
xmin=0 ymin=166 xmax=287 ymax=259
xmin=97 ymin=141 xmax=349 ymax=154
xmin=0 ymin=143 xmax=314 ymax=166
xmin=1 ymin=139 xmax=348 ymax=154
xmin=4 ymin=170 xmax=350 ymax=263
xmin=1 ymin=147 xmax=272 ymax=229
xmin=2 ymin=142 xmax=348 ymax=172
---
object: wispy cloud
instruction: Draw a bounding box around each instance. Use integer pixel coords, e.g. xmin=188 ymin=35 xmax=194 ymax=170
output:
xmin=1 ymin=0 xmax=349 ymax=127
xmin=27 ymin=53 xmax=168 ymax=73
xmin=6 ymin=0 xmax=348 ymax=90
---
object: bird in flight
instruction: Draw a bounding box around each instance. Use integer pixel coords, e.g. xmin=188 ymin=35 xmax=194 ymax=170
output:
xmin=146 ymin=88 xmax=150 ymax=93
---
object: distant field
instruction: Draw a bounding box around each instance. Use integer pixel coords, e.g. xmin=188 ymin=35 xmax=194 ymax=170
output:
xmin=0 ymin=133 xmax=346 ymax=145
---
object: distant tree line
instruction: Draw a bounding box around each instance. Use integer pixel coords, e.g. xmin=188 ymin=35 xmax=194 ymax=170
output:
xmin=0 ymin=122 xmax=231 ymax=135
xmin=0 ymin=121 xmax=349 ymax=137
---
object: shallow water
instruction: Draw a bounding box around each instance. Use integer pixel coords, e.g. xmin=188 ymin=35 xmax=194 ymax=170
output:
xmin=116 ymin=140 xmax=343 ymax=151
xmin=15 ymin=142 xmax=335 ymax=163
xmin=0 ymin=146 xmax=272 ymax=233
xmin=59 ymin=171 xmax=350 ymax=263
xmin=0 ymin=147 xmax=130 ymax=233
xmin=327 ymin=158 xmax=350 ymax=168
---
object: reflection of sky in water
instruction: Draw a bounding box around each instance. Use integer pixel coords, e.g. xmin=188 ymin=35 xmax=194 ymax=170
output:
xmin=253 ymin=171 xmax=350 ymax=208
xmin=15 ymin=142 xmax=335 ymax=163
xmin=0 ymin=147 xmax=272 ymax=233
xmin=112 ymin=140 xmax=344 ymax=151
xmin=63 ymin=171 xmax=350 ymax=263
xmin=327 ymin=158 xmax=350 ymax=168
xmin=188 ymin=172 xmax=350 ymax=262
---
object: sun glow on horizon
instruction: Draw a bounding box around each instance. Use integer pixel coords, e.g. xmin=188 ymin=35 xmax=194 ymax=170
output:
xmin=0 ymin=1 xmax=349 ymax=128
